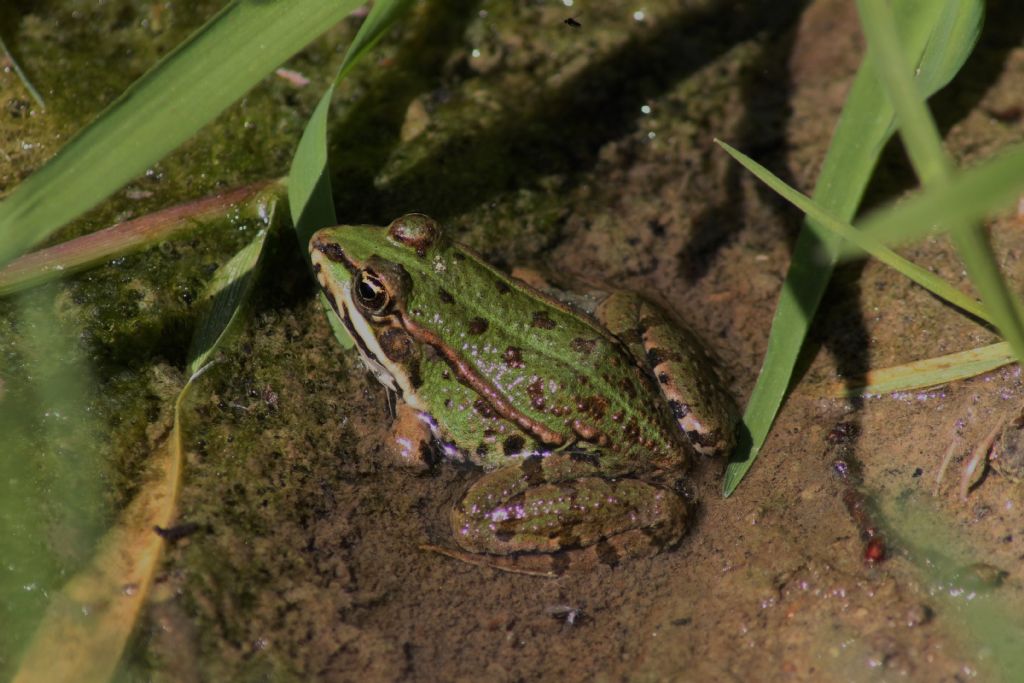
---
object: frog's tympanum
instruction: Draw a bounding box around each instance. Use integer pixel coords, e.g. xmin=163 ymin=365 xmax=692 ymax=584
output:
xmin=310 ymin=214 xmax=737 ymax=575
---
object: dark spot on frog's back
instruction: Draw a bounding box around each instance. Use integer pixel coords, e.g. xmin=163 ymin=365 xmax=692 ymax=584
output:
xmin=473 ymin=398 xmax=497 ymax=418
xmin=439 ymin=288 xmax=455 ymax=304
xmin=568 ymin=450 xmax=599 ymax=467
xmin=577 ymin=395 xmax=608 ymax=418
xmin=668 ymin=399 xmax=690 ymax=420
xmin=647 ymin=347 xmax=683 ymax=367
xmin=495 ymin=280 xmax=511 ymax=294
xmin=527 ymin=378 xmax=546 ymax=409
xmin=313 ymin=239 xmax=347 ymax=263
xmin=571 ymin=338 xmax=597 ymax=355
xmin=504 ymin=346 xmax=525 ymax=368
xmin=467 ymin=317 xmax=489 ymax=335
xmin=503 ymin=435 xmax=526 ymax=456
xmin=531 ymin=311 xmax=556 ymax=329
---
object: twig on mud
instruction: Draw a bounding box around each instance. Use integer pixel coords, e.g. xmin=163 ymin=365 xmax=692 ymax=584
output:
xmin=0 ymin=178 xmax=283 ymax=297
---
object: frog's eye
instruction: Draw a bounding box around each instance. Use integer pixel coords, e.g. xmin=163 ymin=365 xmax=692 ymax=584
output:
xmin=353 ymin=270 xmax=391 ymax=314
xmin=387 ymin=213 xmax=440 ymax=256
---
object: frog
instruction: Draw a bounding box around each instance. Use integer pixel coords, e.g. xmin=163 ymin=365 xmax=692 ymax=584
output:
xmin=309 ymin=214 xmax=738 ymax=576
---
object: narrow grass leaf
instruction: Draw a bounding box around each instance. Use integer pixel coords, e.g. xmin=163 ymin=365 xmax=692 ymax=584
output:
xmin=0 ymin=180 xmax=281 ymax=298
xmin=11 ymin=381 xmax=188 ymax=683
xmin=859 ymin=0 xmax=1024 ymax=366
xmin=186 ymin=198 xmax=277 ymax=375
xmin=723 ymin=1 xmax=983 ymax=495
xmin=830 ymin=341 xmax=1014 ymax=396
xmin=716 ymin=140 xmax=991 ymax=323
xmin=12 ymin=192 xmax=273 ymax=680
xmin=0 ymin=0 xmax=357 ymax=269
xmin=289 ymin=0 xmax=415 ymax=350
xmin=858 ymin=0 xmax=953 ymax=183
xmin=0 ymin=35 xmax=45 ymax=109
xmin=913 ymin=0 xmax=985 ymax=103
xmin=0 ymin=289 xmax=106 ymax=677
xmin=290 ymin=0 xmax=416 ymax=248
xmin=849 ymin=145 xmax=1024 ymax=248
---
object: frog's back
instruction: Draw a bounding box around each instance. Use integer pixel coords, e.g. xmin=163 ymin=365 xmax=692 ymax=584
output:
xmin=405 ymin=245 xmax=685 ymax=473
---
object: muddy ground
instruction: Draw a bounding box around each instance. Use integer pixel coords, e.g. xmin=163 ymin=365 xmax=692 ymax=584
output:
xmin=3 ymin=0 xmax=1024 ymax=681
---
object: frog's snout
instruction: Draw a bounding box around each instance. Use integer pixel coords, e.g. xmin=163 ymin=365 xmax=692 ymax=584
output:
xmin=309 ymin=230 xmax=349 ymax=266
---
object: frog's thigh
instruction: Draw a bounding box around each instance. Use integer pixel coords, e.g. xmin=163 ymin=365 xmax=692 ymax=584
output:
xmin=452 ymin=455 xmax=689 ymax=556
xmin=596 ymin=293 xmax=738 ymax=456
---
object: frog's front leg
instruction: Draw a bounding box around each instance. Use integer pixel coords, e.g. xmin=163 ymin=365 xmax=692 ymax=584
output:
xmin=596 ymin=293 xmax=739 ymax=456
xmin=383 ymin=402 xmax=435 ymax=471
xmin=443 ymin=453 xmax=689 ymax=574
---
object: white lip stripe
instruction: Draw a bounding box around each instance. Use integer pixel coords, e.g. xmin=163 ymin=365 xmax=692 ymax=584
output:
xmin=315 ymin=266 xmax=425 ymax=412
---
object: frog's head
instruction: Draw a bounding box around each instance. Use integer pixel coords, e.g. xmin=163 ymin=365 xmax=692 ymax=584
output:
xmin=308 ymin=214 xmax=445 ymax=406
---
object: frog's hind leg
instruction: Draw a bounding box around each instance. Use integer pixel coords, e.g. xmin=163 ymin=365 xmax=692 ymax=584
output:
xmin=440 ymin=454 xmax=690 ymax=574
xmin=422 ymin=526 xmax=672 ymax=577
xmin=596 ymin=293 xmax=738 ymax=456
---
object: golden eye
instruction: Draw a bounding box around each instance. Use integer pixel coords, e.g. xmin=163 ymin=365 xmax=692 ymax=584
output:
xmin=354 ymin=270 xmax=390 ymax=313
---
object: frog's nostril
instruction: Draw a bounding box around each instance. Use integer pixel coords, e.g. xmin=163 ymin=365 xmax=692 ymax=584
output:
xmin=312 ymin=238 xmax=347 ymax=263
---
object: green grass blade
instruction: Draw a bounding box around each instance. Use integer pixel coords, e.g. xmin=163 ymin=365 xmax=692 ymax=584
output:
xmin=289 ymin=90 xmax=339 ymax=249
xmin=849 ymin=145 xmax=1024 ymax=247
xmin=716 ymin=140 xmax=990 ymax=323
xmin=0 ymin=0 xmax=357 ymax=269
xmin=11 ymin=383 xmax=186 ymax=683
xmin=0 ymin=34 xmax=45 ymax=109
xmin=831 ymin=341 xmax=1013 ymax=396
xmin=288 ymin=0 xmax=415 ymax=351
xmin=9 ymin=194 xmax=271 ymax=680
xmin=337 ymin=0 xmax=417 ymax=83
xmin=11 ymin=195 xmax=277 ymax=682
xmin=1 ymin=289 xmax=106 ymax=678
xmin=859 ymin=0 xmax=1024 ymax=363
xmin=722 ymin=0 xmax=982 ymax=496
xmin=858 ymin=0 xmax=955 ymax=183
xmin=913 ymin=0 xmax=985 ymax=98
xmin=0 ymin=180 xmax=280 ymax=298
xmin=721 ymin=139 xmax=1024 ymax=316
xmin=724 ymin=140 xmax=1024 ymax=403
xmin=186 ymin=199 xmax=277 ymax=377
xmin=289 ymin=0 xmax=416 ymax=248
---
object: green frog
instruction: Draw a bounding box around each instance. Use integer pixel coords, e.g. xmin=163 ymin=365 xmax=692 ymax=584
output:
xmin=310 ymin=214 xmax=737 ymax=575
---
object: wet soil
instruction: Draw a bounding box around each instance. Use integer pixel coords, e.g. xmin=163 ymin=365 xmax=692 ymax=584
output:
xmin=4 ymin=0 xmax=1024 ymax=681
